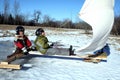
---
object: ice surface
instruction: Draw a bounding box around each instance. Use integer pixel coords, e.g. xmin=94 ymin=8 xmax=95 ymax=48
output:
xmin=0 ymin=29 xmax=120 ymax=80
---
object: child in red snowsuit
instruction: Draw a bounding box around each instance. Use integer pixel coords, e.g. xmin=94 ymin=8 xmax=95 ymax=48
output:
xmin=7 ymin=26 xmax=32 ymax=62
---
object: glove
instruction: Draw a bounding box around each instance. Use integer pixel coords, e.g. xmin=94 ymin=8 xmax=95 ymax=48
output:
xmin=24 ymin=52 xmax=29 ymax=55
xmin=49 ymin=43 xmax=54 ymax=48
xmin=30 ymin=46 xmax=37 ymax=51
xmin=22 ymin=47 xmax=29 ymax=55
xmin=50 ymin=43 xmax=54 ymax=47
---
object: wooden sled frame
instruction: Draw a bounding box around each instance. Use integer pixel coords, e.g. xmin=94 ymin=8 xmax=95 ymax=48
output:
xmin=0 ymin=52 xmax=107 ymax=70
xmin=0 ymin=62 xmax=21 ymax=70
xmin=24 ymin=54 xmax=107 ymax=62
xmin=29 ymin=51 xmax=107 ymax=60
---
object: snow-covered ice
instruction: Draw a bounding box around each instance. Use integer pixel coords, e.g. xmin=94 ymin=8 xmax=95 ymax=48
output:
xmin=0 ymin=28 xmax=120 ymax=80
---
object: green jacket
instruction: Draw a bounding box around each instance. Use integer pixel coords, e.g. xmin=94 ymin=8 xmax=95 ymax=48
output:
xmin=34 ymin=35 xmax=50 ymax=54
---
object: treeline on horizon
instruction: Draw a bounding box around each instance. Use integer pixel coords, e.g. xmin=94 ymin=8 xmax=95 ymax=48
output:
xmin=0 ymin=0 xmax=120 ymax=35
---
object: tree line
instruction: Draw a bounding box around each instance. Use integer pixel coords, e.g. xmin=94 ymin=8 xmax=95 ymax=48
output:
xmin=0 ymin=0 xmax=120 ymax=35
xmin=0 ymin=0 xmax=77 ymax=27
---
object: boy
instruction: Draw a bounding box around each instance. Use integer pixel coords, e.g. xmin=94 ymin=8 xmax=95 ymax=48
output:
xmin=7 ymin=26 xmax=32 ymax=62
xmin=34 ymin=28 xmax=75 ymax=56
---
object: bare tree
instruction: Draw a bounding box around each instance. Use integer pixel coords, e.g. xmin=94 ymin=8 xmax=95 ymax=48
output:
xmin=13 ymin=0 xmax=20 ymax=17
xmin=42 ymin=15 xmax=51 ymax=23
xmin=13 ymin=0 xmax=20 ymax=24
xmin=13 ymin=0 xmax=25 ymax=25
xmin=3 ymin=0 xmax=10 ymax=23
xmin=33 ymin=10 xmax=41 ymax=24
xmin=111 ymin=16 xmax=120 ymax=35
xmin=60 ymin=19 xmax=72 ymax=28
xmin=42 ymin=15 xmax=54 ymax=26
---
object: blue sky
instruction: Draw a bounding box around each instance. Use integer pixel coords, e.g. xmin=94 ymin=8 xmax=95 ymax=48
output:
xmin=19 ymin=0 xmax=84 ymax=22
xmin=0 ymin=0 xmax=120 ymax=22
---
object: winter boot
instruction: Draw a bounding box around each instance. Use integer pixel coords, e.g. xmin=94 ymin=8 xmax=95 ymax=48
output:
xmin=69 ymin=45 xmax=76 ymax=56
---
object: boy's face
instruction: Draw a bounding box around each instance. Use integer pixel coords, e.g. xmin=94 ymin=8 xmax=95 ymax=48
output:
xmin=19 ymin=31 xmax=24 ymax=36
xmin=41 ymin=32 xmax=45 ymax=36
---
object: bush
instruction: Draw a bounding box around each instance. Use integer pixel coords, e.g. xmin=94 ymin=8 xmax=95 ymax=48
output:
xmin=111 ymin=16 xmax=120 ymax=35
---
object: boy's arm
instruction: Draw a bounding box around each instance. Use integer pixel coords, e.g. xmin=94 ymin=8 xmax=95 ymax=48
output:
xmin=25 ymin=36 xmax=32 ymax=48
xmin=14 ymin=35 xmax=23 ymax=49
xmin=42 ymin=37 xmax=50 ymax=49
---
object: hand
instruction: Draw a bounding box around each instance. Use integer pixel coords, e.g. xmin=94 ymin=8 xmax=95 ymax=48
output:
xmin=14 ymin=35 xmax=19 ymax=41
xmin=22 ymin=47 xmax=29 ymax=55
xmin=14 ymin=35 xmax=24 ymax=41
xmin=22 ymin=47 xmax=27 ymax=52
xmin=50 ymin=43 xmax=54 ymax=47
xmin=30 ymin=46 xmax=37 ymax=51
xmin=24 ymin=52 xmax=29 ymax=55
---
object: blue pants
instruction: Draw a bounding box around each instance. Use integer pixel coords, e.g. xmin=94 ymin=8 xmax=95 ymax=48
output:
xmin=94 ymin=44 xmax=110 ymax=56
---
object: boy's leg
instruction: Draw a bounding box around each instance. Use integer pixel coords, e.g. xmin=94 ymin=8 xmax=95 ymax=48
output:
xmin=7 ymin=48 xmax=24 ymax=63
xmin=46 ymin=48 xmax=70 ymax=56
xmin=46 ymin=45 xmax=75 ymax=56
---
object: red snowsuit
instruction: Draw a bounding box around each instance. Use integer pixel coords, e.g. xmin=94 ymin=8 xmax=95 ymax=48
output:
xmin=7 ymin=35 xmax=32 ymax=62
xmin=14 ymin=35 xmax=32 ymax=49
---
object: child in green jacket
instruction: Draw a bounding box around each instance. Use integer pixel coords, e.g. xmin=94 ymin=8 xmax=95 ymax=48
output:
xmin=34 ymin=28 xmax=75 ymax=56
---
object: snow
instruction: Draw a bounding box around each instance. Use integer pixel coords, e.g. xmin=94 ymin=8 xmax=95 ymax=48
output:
xmin=0 ymin=28 xmax=120 ymax=80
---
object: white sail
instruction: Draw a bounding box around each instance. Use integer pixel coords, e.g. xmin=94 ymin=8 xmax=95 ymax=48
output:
xmin=76 ymin=0 xmax=115 ymax=53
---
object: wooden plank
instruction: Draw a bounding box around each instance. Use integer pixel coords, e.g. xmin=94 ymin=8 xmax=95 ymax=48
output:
xmin=83 ymin=59 xmax=101 ymax=63
xmin=1 ymin=62 xmax=8 ymax=64
xmin=78 ymin=54 xmax=107 ymax=60
xmin=0 ymin=62 xmax=21 ymax=70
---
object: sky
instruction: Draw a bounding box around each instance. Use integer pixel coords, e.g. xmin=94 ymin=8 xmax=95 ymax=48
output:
xmin=0 ymin=0 xmax=120 ymax=22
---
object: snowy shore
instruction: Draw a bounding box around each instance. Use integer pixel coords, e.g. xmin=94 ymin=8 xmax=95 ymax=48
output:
xmin=0 ymin=28 xmax=120 ymax=80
